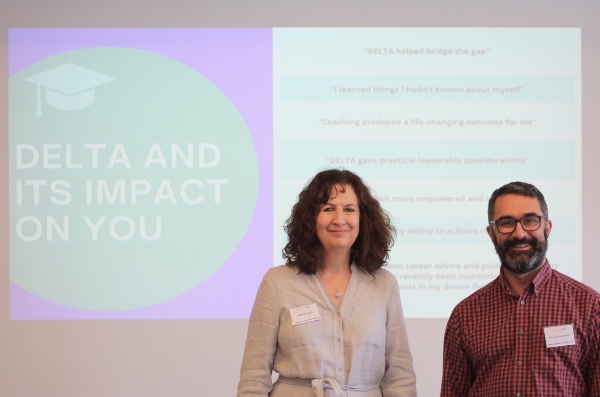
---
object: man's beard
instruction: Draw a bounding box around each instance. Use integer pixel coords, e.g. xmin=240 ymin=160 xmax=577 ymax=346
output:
xmin=492 ymin=229 xmax=549 ymax=275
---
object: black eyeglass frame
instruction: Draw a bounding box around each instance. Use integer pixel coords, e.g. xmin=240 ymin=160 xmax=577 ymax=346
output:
xmin=489 ymin=215 xmax=543 ymax=234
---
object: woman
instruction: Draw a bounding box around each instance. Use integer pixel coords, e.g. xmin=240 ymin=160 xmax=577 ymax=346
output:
xmin=237 ymin=169 xmax=417 ymax=397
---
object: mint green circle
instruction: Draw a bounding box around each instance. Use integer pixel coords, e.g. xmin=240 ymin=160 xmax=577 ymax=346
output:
xmin=9 ymin=47 xmax=259 ymax=311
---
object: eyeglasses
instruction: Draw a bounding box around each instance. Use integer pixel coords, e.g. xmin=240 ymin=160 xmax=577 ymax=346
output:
xmin=489 ymin=215 xmax=543 ymax=234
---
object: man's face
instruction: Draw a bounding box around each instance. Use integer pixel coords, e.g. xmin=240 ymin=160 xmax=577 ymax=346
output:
xmin=486 ymin=194 xmax=552 ymax=275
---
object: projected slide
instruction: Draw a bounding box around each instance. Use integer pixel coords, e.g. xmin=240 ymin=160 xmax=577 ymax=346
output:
xmin=9 ymin=29 xmax=273 ymax=319
xmin=8 ymin=28 xmax=580 ymax=320
xmin=273 ymin=28 xmax=581 ymax=317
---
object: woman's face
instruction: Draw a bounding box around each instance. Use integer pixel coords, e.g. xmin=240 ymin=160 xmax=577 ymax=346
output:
xmin=315 ymin=184 xmax=360 ymax=255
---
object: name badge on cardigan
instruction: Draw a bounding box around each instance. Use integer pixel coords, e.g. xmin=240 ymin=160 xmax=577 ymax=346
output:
xmin=544 ymin=324 xmax=576 ymax=348
xmin=290 ymin=303 xmax=321 ymax=326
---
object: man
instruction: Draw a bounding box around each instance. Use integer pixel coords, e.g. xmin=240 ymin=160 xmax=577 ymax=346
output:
xmin=441 ymin=181 xmax=600 ymax=397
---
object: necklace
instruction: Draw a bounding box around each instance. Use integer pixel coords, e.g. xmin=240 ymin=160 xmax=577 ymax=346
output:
xmin=318 ymin=272 xmax=350 ymax=299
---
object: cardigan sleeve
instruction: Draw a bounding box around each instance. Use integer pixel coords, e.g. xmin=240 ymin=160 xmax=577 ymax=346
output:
xmin=237 ymin=271 xmax=280 ymax=397
xmin=380 ymin=274 xmax=418 ymax=397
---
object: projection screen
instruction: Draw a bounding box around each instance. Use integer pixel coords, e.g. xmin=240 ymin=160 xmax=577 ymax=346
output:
xmin=1 ymin=1 xmax=599 ymax=396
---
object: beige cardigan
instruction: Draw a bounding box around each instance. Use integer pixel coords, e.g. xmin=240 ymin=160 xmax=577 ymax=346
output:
xmin=237 ymin=264 xmax=418 ymax=397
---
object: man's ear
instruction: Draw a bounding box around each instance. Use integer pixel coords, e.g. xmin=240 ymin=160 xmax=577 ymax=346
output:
xmin=545 ymin=219 xmax=553 ymax=237
xmin=486 ymin=225 xmax=494 ymax=241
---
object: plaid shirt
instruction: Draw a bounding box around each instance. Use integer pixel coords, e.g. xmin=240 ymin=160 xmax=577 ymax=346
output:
xmin=441 ymin=261 xmax=600 ymax=397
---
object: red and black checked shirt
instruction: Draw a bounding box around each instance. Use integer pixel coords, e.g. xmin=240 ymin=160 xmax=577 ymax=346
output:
xmin=441 ymin=260 xmax=600 ymax=397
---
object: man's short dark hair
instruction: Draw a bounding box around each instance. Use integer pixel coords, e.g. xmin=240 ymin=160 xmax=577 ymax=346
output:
xmin=487 ymin=181 xmax=549 ymax=222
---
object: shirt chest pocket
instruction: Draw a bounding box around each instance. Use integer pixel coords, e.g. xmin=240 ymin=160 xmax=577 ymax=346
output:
xmin=532 ymin=343 xmax=579 ymax=374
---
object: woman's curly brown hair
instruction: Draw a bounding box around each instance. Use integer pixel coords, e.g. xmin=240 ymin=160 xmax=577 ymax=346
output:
xmin=282 ymin=169 xmax=395 ymax=274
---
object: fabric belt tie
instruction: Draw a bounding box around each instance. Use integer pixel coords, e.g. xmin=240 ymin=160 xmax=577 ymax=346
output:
xmin=277 ymin=376 xmax=379 ymax=397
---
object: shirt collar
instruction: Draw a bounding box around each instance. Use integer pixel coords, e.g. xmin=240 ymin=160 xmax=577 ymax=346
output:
xmin=530 ymin=259 xmax=552 ymax=294
xmin=499 ymin=259 xmax=552 ymax=296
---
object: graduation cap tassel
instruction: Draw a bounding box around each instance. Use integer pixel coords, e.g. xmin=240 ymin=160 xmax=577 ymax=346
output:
xmin=35 ymin=84 xmax=42 ymax=117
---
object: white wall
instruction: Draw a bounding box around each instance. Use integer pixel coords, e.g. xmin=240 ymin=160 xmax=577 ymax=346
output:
xmin=1 ymin=1 xmax=599 ymax=396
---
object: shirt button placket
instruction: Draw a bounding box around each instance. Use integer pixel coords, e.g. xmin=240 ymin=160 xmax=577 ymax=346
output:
xmin=333 ymin=310 xmax=345 ymax=382
xmin=514 ymin=295 xmax=528 ymax=396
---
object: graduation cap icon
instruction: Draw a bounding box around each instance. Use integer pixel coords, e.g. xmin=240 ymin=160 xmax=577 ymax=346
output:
xmin=24 ymin=63 xmax=116 ymax=117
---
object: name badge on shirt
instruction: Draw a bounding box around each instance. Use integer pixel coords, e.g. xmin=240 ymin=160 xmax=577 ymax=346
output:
xmin=289 ymin=303 xmax=321 ymax=326
xmin=543 ymin=324 xmax=576 ymax=348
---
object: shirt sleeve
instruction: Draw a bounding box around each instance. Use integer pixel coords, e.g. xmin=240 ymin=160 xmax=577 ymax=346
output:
xmin=237 ymin=272 xmax=280 ymax=397
xmin=585 ymin=299 xmax=600 ymax=397
xmin=380 ymin=276 xmax=418 ymax=397
xmin=440 ymin=307 xmax=474 ymax=397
